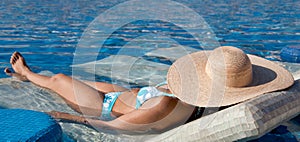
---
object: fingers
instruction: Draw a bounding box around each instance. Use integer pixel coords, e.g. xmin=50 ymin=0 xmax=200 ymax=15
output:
xmin=46 ymin=111 xmax=70 ymax=119
xmin=46 ymin=111 xmax=90 ymax=125
xmin=46 ymin=111 xmax=62 ymax=119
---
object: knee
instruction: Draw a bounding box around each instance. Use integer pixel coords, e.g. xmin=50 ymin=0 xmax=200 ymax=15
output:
xmin=50 ymin=73 xmax=66 ymax=83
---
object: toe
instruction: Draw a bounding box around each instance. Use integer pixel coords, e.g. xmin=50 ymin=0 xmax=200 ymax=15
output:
xmin=10 ymin=55 xmax=14 ymax=64
xmin=16 ymin=52 xmax=23 ymax=58
xmin=12 ymin=56 xmax=18 ymax=64
xmin=16 ymin=52 xmax=25 ymax=63
xmin=15 ymin=53 xmax=19 ymax=60
xmin=11 ymin=57 xmax=15 ymax=64
xmin=4 ymin=68 xmax=11 ymax=73
xmin=16 ymin=52 xmax=29 ymax=68
xmin=4 ymin=68 xmax=13 ymax=77
xmin=10 ymin=52 xmax=17 ymax=64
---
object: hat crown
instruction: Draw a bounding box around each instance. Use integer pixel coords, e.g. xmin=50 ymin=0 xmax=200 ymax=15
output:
xmin=205 ymin=46 xmax=253 ymax=87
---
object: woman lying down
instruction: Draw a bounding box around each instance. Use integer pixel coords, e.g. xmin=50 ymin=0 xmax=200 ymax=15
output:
xmin=4 ymin=46 xmax=294 ymax=134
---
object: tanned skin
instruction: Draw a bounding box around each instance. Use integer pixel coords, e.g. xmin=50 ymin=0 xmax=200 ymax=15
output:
xmin=5 ymin=52 xmax=195 ymax=134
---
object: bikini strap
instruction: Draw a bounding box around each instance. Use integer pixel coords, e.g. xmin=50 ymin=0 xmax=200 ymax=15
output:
xmin=155 ymin=81 xmax=167 ymax=87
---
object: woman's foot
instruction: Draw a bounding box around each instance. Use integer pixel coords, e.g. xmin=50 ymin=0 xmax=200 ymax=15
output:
xmin=4 ymin=68 xmax=28 ymax=81
xmin=4 ymin=52 xmax=31 ymax=81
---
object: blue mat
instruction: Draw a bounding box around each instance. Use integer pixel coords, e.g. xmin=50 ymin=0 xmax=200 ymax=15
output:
xmin=0 ymin=109 xmax=62 ymax=142
xmin=280 ymin=46 xmax=300 ymax=63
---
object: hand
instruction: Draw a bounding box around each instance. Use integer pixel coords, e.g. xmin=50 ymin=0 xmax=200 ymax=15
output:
xmin=46 ymin=111 xmax=70 ymax=119
xmin=46 ymin=111 xmax=89 ymax=124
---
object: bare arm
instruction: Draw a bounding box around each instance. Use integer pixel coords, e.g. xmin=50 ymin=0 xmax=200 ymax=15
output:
xmin=48 ymin=97 xmax=195 ymax=134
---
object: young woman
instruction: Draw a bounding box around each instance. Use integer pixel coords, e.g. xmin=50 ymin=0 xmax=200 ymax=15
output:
xmin=4 ymin=52 xmax=197 ymax=134
xmin=5 ymin=46 xmax=293 ymax=134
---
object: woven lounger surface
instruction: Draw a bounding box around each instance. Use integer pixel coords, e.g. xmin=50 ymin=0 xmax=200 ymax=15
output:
xmin=149 ymin=80 xmax=300 ymax=142
xmin=0 ymin=109 xmax=62 ymax=142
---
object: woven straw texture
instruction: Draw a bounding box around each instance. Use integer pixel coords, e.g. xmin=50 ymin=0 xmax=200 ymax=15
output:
xmin=167 ymin=47 xmax=294 ymax=107
xmin=0 ymin=109 xmax=62 ymax=142
xmin=149 ymin=80 xmax=300 ymax=142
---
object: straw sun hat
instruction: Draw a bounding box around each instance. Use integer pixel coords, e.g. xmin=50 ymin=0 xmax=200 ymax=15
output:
xmin=167 ymin=46 xmax=294 ymax=107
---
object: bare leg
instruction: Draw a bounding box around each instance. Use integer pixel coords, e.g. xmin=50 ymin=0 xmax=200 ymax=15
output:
xmin=4 ymin=69 xmax=128 ymax=93
xmin=83 ymin=81 xmax=128 ymax=93
xmin=8 ymin=52 xmax=104 ymax=116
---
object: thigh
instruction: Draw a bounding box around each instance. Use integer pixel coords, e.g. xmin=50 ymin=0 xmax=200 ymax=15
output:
xmin=49 ymin=74 xmax=104 ymax=116
xmin=83 ymin=81 xmax=129 ymax=93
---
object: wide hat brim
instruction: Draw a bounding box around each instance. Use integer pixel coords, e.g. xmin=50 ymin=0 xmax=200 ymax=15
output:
xmin=167 ymin=51 xmax=294 ymax=107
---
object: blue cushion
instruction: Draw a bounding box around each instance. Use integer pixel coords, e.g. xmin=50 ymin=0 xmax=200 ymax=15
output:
xmin=280 ymin=46 xmax=300 ymax=63
xmin=0 ymin=109 xmax=62 ymax=142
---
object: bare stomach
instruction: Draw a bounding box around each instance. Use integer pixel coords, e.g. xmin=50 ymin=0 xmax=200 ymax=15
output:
xmin=112 ymin=88 xmax=140 ymax=116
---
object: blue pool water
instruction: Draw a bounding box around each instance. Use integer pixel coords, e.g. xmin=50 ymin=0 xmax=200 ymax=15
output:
xmin=1 ymin=0 xmax=299 ymax=78
xmin=0 ymin=0 xmax=299 ymax=141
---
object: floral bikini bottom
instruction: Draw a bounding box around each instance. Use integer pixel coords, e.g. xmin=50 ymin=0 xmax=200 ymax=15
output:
xmin=100 ymin=81 xmax=174 ymax=121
